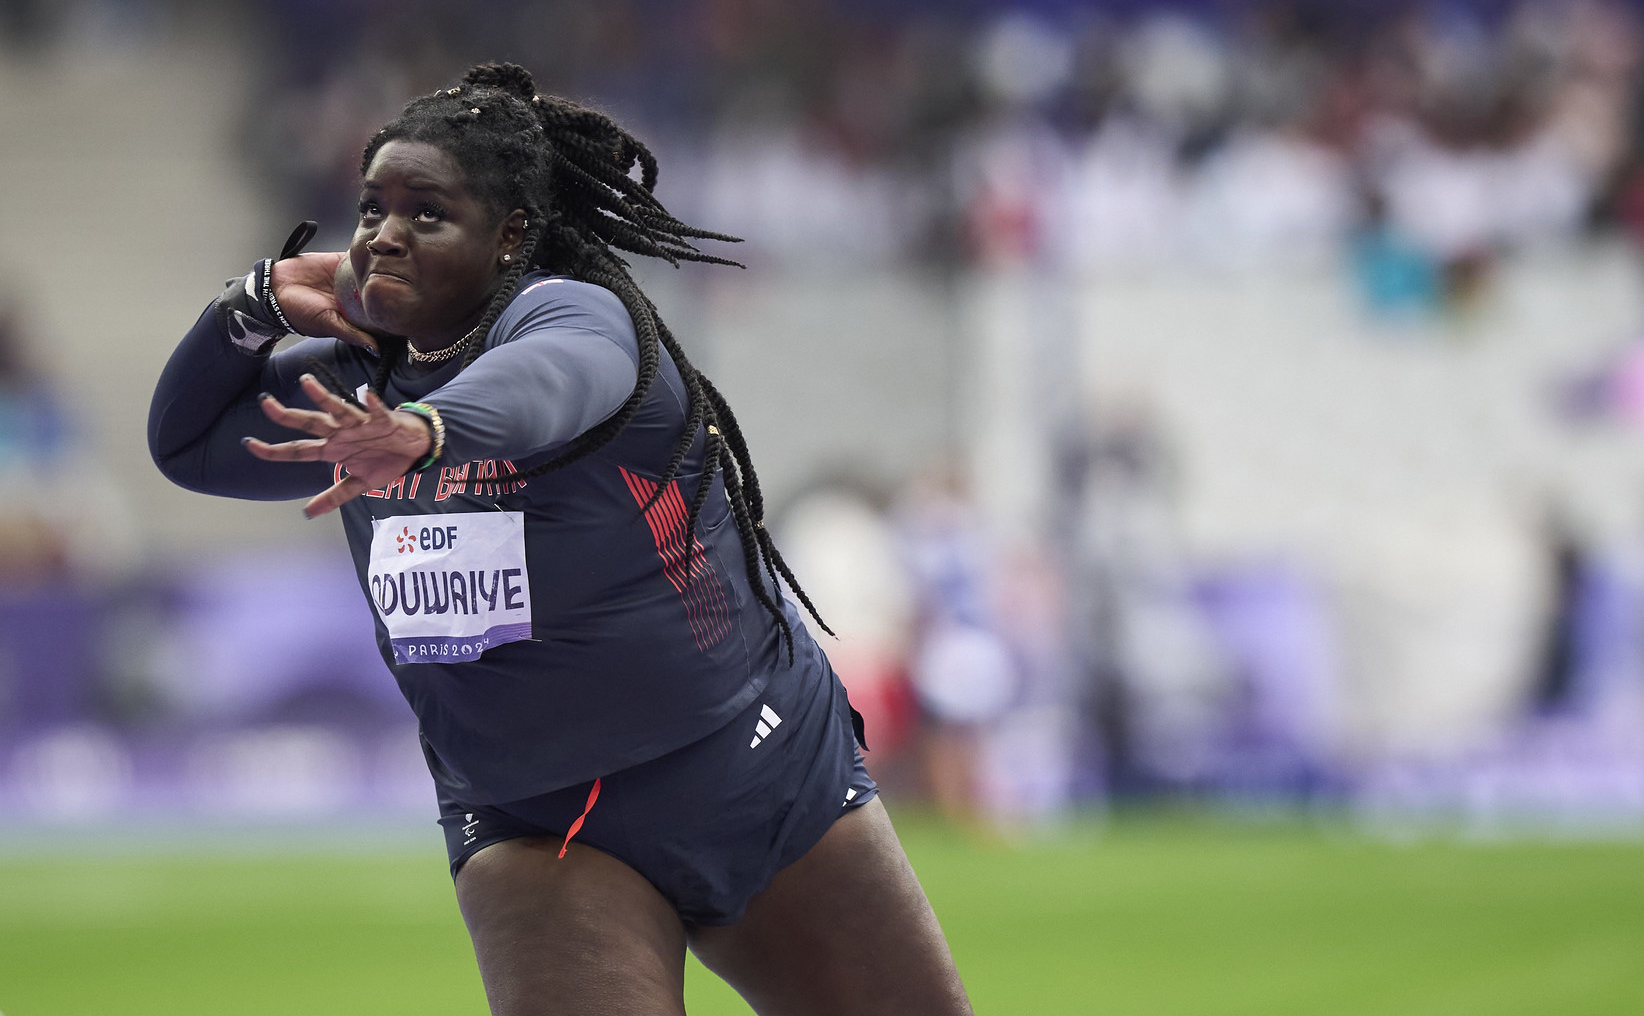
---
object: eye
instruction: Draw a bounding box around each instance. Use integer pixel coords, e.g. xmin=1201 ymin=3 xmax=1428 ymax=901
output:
xmin=357 ymin=198 xmax=382 ymax=219
xmin=415 ymin=202 xmax=447 ymax=223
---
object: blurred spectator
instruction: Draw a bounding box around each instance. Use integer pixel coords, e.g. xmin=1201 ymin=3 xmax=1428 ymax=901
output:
xmin=896 ymin=470 xmax=1077 ymax=834
xmin=897 ymin=472 xmax=1014 ymax=831
xmin=1057 ymin=397 xmax=1232 ymax=793
xmin=778 ymin=482 xmax=920 ymax=761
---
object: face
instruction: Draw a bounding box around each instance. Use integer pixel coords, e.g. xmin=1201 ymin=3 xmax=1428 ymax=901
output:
xmin=349 ymin=140 xmax=523 ymax=343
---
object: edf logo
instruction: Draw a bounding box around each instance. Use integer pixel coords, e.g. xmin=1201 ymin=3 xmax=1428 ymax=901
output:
xmin=395 ymin=525 xmax=459 ymax=554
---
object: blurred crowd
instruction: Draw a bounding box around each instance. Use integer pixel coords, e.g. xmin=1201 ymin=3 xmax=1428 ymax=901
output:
xmin=238 ymin=0 xmax=1644 ymax=308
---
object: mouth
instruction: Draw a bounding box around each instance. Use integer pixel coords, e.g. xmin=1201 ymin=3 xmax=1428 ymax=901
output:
xmin=366 ymin=268 xmax=414 ymax=285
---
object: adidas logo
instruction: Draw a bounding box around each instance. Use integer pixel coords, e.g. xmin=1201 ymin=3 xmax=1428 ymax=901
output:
xmin=749 ymin=704 xmax=782 ymax=748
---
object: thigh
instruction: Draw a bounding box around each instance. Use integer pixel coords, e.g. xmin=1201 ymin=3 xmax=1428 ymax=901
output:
xmin=455 ymin=836 xmax=689 ymax=1016
xmin=687 ymin=798 xmax=973 ymax=1016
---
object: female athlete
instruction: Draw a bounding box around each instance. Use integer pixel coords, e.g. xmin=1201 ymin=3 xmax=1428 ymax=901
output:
xmin=147 ymin=62 xmax=970 ymax=1015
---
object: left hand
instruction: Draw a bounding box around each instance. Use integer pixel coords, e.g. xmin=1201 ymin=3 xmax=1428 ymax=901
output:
xmin=270 ymin=253 xmax=386 ymax=351
xmin=245 ymin=374 xmax=433 ymax=517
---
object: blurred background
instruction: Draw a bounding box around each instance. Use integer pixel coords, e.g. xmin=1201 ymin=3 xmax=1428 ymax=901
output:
xmin=3 ymin=0 xmax=1644 ymax=1012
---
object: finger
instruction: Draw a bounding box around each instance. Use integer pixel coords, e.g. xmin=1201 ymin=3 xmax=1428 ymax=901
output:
xmin=281 ymin=250 xmax=345 ymax=282
xmin=302 ymin=473 xmax=373 ymax=518
xmin=299 ymin=374 xmax=369 ymax=422
xmin=242 ymin=435 xmax=333 ymax=462
xmin=271 ymin=250 xmax=347 ymax=294
xmin=362 ymin=389 xmax=394 ymax=417
xmin=258 ymin=393 xmax=340 ymax=437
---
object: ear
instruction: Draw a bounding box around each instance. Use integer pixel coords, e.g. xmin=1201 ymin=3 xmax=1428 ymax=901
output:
xmin=497 ymin=208 xmax=528 ymax=263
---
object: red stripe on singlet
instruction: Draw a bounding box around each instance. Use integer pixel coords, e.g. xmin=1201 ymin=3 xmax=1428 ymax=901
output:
xmin=661 ymin=479 xmax=733 ymax=644
xmin=641 ymin=476 xmax=713 ymax=653
xmin=619 ymin=467 xmax=730 ymax=651
xmin=621 ymin=469 xmax=687 ymax=593
xmin=650 ymin=474 xmax=722 ymax=645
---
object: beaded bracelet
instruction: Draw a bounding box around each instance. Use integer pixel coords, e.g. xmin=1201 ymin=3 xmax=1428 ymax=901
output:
xmin=397 ymin=401 xmax=446 ymax=473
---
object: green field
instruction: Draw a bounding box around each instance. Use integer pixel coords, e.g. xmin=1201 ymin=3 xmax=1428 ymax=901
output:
xmin=1 ymin=810 xmax=1641 ymax=1015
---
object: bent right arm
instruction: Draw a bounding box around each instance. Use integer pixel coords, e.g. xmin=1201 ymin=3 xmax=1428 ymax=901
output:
xmin=148 ymin=302 xmax=342 ymax=500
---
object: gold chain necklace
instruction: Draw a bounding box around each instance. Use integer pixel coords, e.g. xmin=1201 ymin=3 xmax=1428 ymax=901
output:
xmin=407 ymin=320 xmax=486 ymax=366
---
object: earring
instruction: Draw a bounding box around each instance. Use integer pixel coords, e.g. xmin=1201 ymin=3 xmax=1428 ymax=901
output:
xmin=502 ymin=254 xmax=512 ymax=263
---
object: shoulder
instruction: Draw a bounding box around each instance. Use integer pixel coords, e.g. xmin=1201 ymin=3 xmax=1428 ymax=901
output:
xmin=512 ymin=274 xmax=630 ymax=321
xmin=490 ymin=274 xmax=637 ymax=354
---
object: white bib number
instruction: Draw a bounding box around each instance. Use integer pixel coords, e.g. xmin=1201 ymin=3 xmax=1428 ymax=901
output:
xmin=368 ymin=512 xmax=532 ymax=665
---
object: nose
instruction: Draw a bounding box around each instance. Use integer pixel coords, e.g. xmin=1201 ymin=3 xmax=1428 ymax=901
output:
xmin=367 ymin=216 xmax=410 ymax=257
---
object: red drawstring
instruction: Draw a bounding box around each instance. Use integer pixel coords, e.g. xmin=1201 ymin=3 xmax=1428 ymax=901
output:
xmin=558 ymin=777 xmax=602 ymax=859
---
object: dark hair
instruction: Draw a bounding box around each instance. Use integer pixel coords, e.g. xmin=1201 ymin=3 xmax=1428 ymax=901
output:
xmin=359 ymin=62 xmax=829 ymax=657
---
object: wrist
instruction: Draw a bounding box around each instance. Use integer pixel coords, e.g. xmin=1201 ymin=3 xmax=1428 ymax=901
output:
xmin=214 ymin=260 xmax=286 ymax=356
xmin=396 ymin=402 xmax=445 ymax=473
xmin=212 ymin=222 xmax=320 ymax=357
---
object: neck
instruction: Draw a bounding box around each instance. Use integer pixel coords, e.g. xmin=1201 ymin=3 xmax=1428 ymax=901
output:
xmin=406 ymin=280 xmax=503 ymax=356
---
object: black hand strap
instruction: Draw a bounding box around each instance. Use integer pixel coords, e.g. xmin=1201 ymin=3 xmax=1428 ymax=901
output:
xmin=214 ymin=220 xmax=321 ymax=357
xmin=279 ymin=220 xmax=318 ymax=261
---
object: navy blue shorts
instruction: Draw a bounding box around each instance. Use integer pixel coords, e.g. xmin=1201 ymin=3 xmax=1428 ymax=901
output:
xmin=436 ymin=661 xmax=878 ymax=926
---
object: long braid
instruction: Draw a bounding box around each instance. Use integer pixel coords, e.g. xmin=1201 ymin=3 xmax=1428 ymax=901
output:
xmin=647 ymin=377 xmax=707 ymax=514
xmin=457 ymin=232 xmax=540 ymax=371
xmin=633 ymin=314 xmax=708 ymax=515
xmin=372 ymin=335 xmax=404 ymax=395
xmin=716 ymin=440 xmax=795 ymax=657
xmin=360 ymin=62 xmax=827 ymax=658
xmin=681 ymin=424 xmax=721 ymax=573
xmin=695 ymin=374 xmax=768 ymax=520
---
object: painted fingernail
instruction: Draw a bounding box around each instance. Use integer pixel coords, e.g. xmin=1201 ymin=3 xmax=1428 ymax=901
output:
xmin=240 ymin=436 xmax=253 ymax=446
xmin=259 ymin=392 xmax=273 ymax=402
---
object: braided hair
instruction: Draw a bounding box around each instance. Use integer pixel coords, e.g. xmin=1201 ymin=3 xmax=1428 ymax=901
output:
xmin=358 ymin=62 xmax=830 ymax=658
